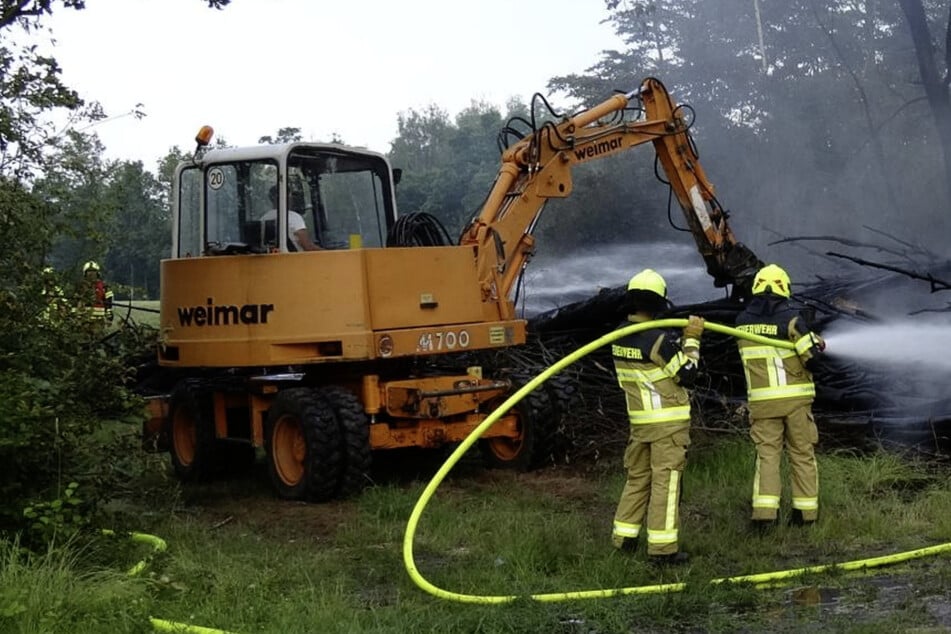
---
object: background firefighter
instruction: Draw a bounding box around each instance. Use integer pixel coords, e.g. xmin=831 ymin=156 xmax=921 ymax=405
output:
xmin=735 ymin=263 xmax=825 ymax=529
xmin=610 ymin=268 xmax=704 ymax=564
xmin=79 ymin=260 xmax=114 ymax=324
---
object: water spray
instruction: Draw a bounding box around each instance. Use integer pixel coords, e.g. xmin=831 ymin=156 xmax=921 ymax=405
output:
xmin=822 ymin=320 xmax=951 ymax=371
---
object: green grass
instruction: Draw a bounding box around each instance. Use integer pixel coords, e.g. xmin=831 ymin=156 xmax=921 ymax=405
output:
xmin=0 ymin=538 xmax=152 ymax=633
xmin=2 ymin=434 xmax=950 ymax=633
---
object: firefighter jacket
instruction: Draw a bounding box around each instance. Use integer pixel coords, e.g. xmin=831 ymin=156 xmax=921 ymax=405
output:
xmin=611 ymin=316 xmax=700 ymax=427
xmin=735 ymin=295 xmax=823 ymax=416
xmin=82 ymin=278 xmax=115 ymax=321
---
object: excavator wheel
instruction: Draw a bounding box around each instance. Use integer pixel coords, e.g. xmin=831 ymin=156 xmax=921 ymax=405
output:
xmin=265 ymin=388 xmax=342 ymax=501
xmin=166 ymin=379 xmax=218 ymax=482
xmin=544 ymin=371 xmax=582 ymax=460
xmin=315 ymin=385 xmax=372 ymax=498
xmin=479 ymin=372 xmax=557 ymax=471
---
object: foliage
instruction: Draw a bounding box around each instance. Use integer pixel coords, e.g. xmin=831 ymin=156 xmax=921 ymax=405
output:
xmin=21 ymin=481 xmax=86 ymax=546
xmin=0 ymin=196 xmax=153 ymax=535
xmin=389 ymin=101 xmax=505 ymax=237
xmin=101 ymin=161 xmax=169 ymax=298
xmin=26 ymin=131 xmax=171 ymax=299
xmin=258 ymin=126 xmax=303 ymax=144
xmin=0 ymin=1 xmax=88 ymax=177
xmin=31 ymin=130 xmax=111 ymax=269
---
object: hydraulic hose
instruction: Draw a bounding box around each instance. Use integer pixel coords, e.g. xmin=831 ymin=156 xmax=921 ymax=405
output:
xmin=402 ymin=318 xmax=951 ymax=604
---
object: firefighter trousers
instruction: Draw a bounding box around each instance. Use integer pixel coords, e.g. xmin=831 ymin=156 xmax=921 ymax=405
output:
xmin=749 ymin=404 xmax=819 ymax=521
xmin=612 ymin=423 xmax=689 ymax=556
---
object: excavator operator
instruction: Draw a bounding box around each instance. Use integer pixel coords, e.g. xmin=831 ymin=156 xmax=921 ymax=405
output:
xmin=262 ymin=185 xmax=322 ymax=252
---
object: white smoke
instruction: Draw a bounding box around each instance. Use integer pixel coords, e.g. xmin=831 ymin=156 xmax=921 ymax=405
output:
xmin=520 ymin=242 xmax=720 ymax=316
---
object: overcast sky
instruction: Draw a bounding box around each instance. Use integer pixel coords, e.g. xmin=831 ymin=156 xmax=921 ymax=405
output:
xmin=43 ymin=0 xmax=622 ymax=168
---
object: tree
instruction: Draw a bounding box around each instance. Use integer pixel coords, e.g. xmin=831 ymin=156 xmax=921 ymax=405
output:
xmin=389 ymin=101 xmax=507 ymax=237
xmin=0 ymin=1 xmax=86 ymax=177
xmin=0 ymin=0 xmax=232 ymax=540
xmin=258 ymin=126 xmax=303 ymax=144
xmin=542 ymin=0 xmax=951 ymax=261
xmin=32 ymin=129 xmax=110 ymax=270
xmin=102 ymin=161 xmax=168 ymax=299
xmin=897 ymin=0 xmax=951 ymax=207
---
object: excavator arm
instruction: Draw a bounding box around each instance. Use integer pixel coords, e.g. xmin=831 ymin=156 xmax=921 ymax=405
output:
xmin=459 ymin=77 xmax=762 ymax=314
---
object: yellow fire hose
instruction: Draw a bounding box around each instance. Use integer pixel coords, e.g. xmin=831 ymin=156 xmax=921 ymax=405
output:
xmin=101 ymin=529 xmax=239 ymax=634
xmin=402 ymin=318 xmax=951 ymax=604
xmin=148 ymin=617 xmax=238 ymax=634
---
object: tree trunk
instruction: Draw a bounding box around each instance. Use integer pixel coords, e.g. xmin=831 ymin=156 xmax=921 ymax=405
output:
xmin=897 ymin=0 xmax=951 ymax=209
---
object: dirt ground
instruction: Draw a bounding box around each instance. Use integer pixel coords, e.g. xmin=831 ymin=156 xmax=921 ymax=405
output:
xmin=178 ymin=457 xmax=606 ymax=540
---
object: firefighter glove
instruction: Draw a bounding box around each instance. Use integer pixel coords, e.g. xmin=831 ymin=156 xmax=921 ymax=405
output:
xmin=683 ymin=315 xmax=705 ymax=340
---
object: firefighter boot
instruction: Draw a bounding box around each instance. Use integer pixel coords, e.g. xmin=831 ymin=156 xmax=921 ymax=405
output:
xmin=617 ymin=537 xmax=639 ymax=553
xmin=649 ymin=551 xmax=690 ymax=566
xmin=750 ymin=519 xmax=777 ymax=535
xmin=789 ymin=509 xmax=816 ymax=527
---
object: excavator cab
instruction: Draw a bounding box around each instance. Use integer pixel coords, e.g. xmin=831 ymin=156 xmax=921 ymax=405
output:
xmin=173 ymin=143 xmax=398 ymax=257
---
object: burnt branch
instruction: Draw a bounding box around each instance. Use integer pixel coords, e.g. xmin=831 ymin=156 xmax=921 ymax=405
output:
xmin=826 ymin=251 xmax=951 ymax=293
xmin=770 ymin=235 xmax=907 ymax=260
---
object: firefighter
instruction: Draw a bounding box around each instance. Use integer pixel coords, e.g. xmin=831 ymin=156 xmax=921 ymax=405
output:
xmin=735 ymin=263 xmax=825 ymax=530
xmin=610 ymin=268 xmax=704 ymax=564
xmin=80 ymin=260 xmax=114 ymax=323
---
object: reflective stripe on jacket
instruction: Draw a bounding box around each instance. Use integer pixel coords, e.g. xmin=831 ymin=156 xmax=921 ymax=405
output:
xmin=735 ymin=296 xmax=821 ymax=403
xmin=612 ymin=320 xmax=696 ymax=426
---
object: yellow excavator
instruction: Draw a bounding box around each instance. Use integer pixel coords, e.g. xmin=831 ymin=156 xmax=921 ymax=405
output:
xmin=142 ymin=77 xmax=761 ymax=501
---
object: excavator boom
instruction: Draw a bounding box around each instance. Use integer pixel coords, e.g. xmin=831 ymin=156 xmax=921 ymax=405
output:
xmin=460 ymin=77 xmax=762 ymax=303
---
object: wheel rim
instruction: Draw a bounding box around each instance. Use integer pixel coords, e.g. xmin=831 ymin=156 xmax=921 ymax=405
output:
xmin=171 ymin=408 xmax=196 ymax=466
xmin=483 ymin=426 xmax=525 ymax=461
xmin=272 ymin=414 xmax=306 ymax=486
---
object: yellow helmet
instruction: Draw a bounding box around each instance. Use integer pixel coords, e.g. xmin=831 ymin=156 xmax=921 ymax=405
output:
xmin=752 ymin=264 xmax=791 ymax=298
xmin=627 ymin=268 xmax=667 ymax=298
xmin=82 ymin=261 xmax=100 ymax=274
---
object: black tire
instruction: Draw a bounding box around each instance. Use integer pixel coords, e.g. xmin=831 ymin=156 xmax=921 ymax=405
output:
xmin=479 ymin=371 xmax=557 ymax=471
xmin=544 ymin=371 xmax=583 ymax=461
xmin=265 ymin=388 xmax=342 ymax=501
xmin=166 ymin=379 xmax=218 ymax=482
xmin=317 ymin=385 xmax=372 ymax=498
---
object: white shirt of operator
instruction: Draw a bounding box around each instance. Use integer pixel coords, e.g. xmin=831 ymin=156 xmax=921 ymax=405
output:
xmin=261 ymin=209 xmax=307 ymax=251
